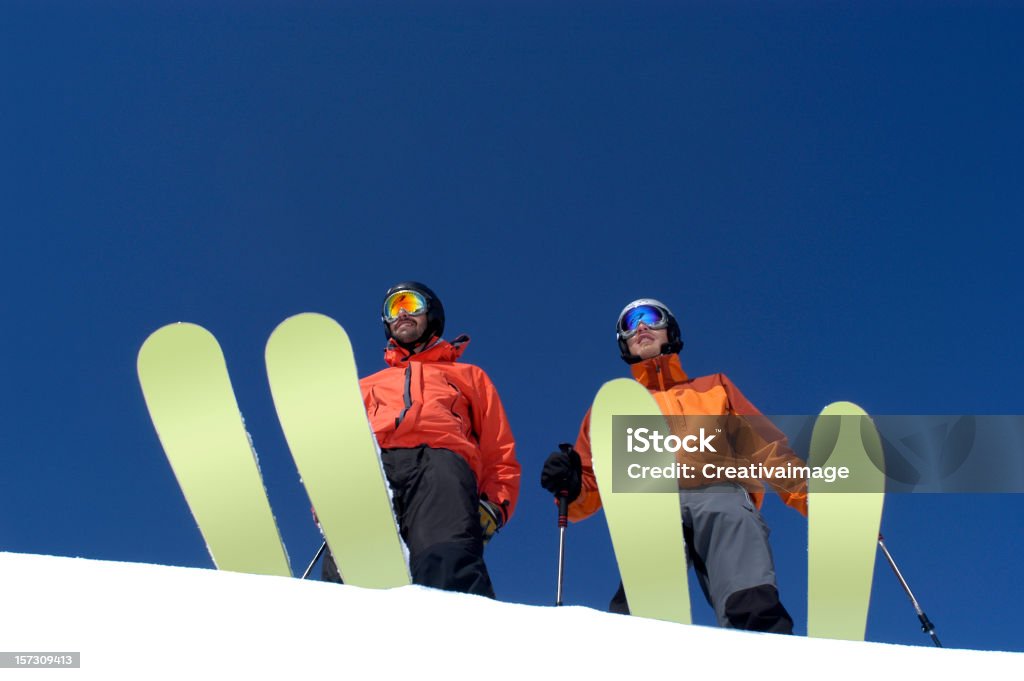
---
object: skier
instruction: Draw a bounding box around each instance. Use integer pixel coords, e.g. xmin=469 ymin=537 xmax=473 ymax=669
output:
xmin=541 ymin=298 xmax=808 ymax=632
xmin=322 ymin=281 xmax=520 ymax=597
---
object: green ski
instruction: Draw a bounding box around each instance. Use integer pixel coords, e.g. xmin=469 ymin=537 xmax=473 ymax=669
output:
xmin=807 ymin=400 xmax=886 ymax=640
xmin=265 ymin=312 xmax=410 ymax=589
xmin=137 ymin=323 xmax=291 ymax=577
xmin=590 ymin=378 xmax=691 ymax=625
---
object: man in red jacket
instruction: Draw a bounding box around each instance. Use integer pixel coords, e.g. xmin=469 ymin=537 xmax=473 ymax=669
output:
xmin=542 ymin=298 xmax=806 ymax=632
xmin=324 ymin=281 xmax=520 ymax=597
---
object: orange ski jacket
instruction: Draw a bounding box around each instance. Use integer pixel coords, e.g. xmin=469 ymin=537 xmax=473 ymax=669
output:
xmin=361 ymin=335 xmax=520 ymax=520
xmin=569 ymin=353 xmax=808 ymax=522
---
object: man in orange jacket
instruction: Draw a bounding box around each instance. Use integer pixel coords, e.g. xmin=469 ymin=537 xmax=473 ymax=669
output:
xmin=324 ymin=281 xmax=520 ymax=598
xmin=541 ymin=298 xmax=807 ymax=632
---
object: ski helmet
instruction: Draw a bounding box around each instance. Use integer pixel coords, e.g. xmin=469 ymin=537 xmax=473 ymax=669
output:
xmin=616 ymin=298 xmax=683 ymax=364
xmin=381 ymin=281 xmax=445 ymax=347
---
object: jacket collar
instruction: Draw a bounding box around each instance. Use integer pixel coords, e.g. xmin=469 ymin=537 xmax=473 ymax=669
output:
xmin=629 ymin=352 xmax=689 ymax=390
xmin=384 ymin=334 xmax=469 ymax=367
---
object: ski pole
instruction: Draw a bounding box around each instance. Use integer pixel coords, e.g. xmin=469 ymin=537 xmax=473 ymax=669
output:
xmin=301 ymin=541 xmax=327 ymax=580
xmin=878 ymin=533 xmax=943 ymax=647
xmin=555 ymin=490 xmax=569 ymax=606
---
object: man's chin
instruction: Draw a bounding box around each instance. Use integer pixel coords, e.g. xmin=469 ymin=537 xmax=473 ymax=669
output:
xmin=635 ymin=344 xmax=661 ymax=359
xmin=394 ymin=332 xmax=421 ymax=344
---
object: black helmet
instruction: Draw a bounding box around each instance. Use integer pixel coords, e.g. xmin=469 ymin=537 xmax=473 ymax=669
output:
xmin=381 ymin=281 xmax=445 ymax=347
xmin=615 ymin=298 xmax=683 ymax=364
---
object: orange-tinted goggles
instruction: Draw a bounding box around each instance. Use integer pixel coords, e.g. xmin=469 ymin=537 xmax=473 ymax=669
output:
xmin=383 ymin=290 xmax=428 ymax=322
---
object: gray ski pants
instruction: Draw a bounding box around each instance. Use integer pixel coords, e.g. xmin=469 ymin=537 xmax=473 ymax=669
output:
xmin=609 ymin=483 xmax=792 ymax=632
xmin=680 ymin=484 xmax=780 ymax=626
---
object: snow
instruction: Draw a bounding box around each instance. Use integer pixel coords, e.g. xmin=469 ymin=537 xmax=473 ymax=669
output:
xmin=2 ymin=552 xmax=1018 ymax=678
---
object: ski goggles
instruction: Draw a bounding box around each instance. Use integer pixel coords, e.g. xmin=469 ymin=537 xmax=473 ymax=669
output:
xmin=617 ymin=304 xmax=670 ymax=339
xmin=383 ymin=289 xmax=428 ymax=322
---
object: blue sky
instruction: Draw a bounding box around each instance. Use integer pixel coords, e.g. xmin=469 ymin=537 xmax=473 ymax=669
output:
xmin=2 ymin=2 xmax=1022 ymax=652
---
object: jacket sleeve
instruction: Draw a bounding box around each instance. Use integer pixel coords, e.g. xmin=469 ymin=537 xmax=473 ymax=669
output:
xmin=568 ymin=408 xmax=604 ymax=522
xmin=721 ymin=374 xmax=808 ymax=516
xmin=468 ymin=366 xmax=521 ymax=522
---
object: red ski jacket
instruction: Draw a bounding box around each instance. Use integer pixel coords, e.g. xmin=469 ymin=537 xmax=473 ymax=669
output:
xmin=361 ymin=335 xmax=520 ymax=520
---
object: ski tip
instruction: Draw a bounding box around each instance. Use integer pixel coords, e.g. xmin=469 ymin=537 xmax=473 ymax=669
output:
xmin=264 ymin=313 xmax=356 ymax=380
xmin=597 ymin=377 xmax=646 ymax=393
xmin=592 ymin=378 xmax=653 ymax=410
xmin=819 ymin=401 xmax=868 ymax=416
xmin=142 ymin=320 xmax=212 ymax=339
xmin=268 ymin=312 xmax=347 ymax=341
xmin=138 ymin=322 xmax=218 ymax=366
xmin=280 ymin=311 xmax=334 ymax=323
xmin=141 ymin=321 xmax=214 ymax=343
xmin=810 ymin=400 xmax=885 ymax=477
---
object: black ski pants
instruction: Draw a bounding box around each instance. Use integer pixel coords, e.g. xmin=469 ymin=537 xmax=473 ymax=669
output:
xmin=323 ymin=446 xmax=495 ymax=598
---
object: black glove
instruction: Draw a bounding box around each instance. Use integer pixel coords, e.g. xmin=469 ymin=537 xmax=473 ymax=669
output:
xmin=540 ymin=443 xmax=583 ymax=502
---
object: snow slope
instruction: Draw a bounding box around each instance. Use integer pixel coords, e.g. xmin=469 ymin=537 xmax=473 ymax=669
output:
xmin=1 ymin=552 xmax=1018 ymax=679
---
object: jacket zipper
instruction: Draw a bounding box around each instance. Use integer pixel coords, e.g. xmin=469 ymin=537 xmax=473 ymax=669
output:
xmin=654 ymin=358 xmax=678 ymax=424
xmin=395 ymin=364 xmax=414 ymax=429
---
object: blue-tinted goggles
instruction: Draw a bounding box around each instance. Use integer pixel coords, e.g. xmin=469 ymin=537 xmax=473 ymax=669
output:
xmin=618 ymin=304 xmax=669 ymax=339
